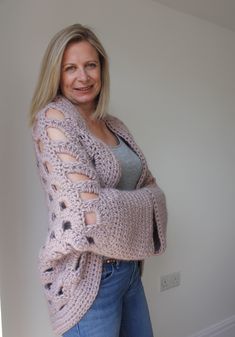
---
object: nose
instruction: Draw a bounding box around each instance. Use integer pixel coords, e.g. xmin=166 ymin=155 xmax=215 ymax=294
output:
xmin=77 ymin=67 xmax=89 ymax=82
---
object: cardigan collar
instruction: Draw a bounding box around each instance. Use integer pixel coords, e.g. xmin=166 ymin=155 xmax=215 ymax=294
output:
xmin=53 ymin=95 xmax=147 ymax=189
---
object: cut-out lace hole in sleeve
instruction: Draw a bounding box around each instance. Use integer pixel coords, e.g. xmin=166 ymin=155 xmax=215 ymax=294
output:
xmin=42 ymin=177 xmax=47 ymax=184
xmin=45 ymin=282 xmax=52 ymax=290
xmin=59 ymin=201 xmax=67 ymax=210
xmin=80 ymin=192 xmax=98 ymax=201
xmin=86 ymin=236 xmax=95 ymax=244
xmin=47 ymin=127 xmax=67 ymax=142
xmin=50 ymin=231 xmax=56 ymax=239
xmin=43 ymin=161 xmax=54 ymax=174
xmin=57 ymin=286 xmax=63 ymax=296
xmin=62 ymin=221 xmax=71 ymax=231
xmin=51 ymin=183 xmax=59 ymax=192
xmin=84 ymin=211 xmax=96 ymax=225
xmin=37 ymin=139 xmax=44 ymax=153
xmin=46 ymin=108 xmax=65 ymax=121
xmin=74 ymin=257 xmax=81 ymax=270
xmin=67 ymin=172 xmax=90 ymax=182
xmin=57 ymin=153 xmax=77 ymax=162
xmin=44 ymin=267 xmax=53 ymax=273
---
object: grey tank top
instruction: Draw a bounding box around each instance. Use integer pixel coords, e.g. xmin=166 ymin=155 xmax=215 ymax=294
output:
xmin=102 ymin=136 xmax=142 ymax=260
xmin=110 ymin=135 xmax=142 ymax=190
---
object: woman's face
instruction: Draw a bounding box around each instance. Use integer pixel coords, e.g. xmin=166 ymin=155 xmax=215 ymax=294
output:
xmin=60 ymin=40 xmax=101 ymax=114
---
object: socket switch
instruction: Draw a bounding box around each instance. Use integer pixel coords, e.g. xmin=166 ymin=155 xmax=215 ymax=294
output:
xmin=160 ymin=271 xmax=181 ymax=292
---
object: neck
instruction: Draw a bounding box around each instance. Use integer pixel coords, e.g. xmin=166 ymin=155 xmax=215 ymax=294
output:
xmin=76 ymin=102 xmax=97 ymax=121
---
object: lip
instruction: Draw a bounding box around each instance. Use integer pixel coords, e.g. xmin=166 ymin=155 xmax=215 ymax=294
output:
xmin=74 ymin=85 xmax=93 ymax=91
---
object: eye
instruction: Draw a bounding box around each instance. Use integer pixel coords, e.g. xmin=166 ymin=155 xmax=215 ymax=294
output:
xmin=64 ymin=65 xmax=76 ymax=72
xmin=86 ymin=63 xmax=97 ymax=69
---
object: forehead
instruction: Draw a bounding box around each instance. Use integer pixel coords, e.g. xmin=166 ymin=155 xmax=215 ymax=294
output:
xmin=62 ymin=40 xmax=99 ymax=62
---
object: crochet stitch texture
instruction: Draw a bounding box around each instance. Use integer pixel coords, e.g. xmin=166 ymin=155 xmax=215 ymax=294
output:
xmin=32 ymin=95 xmax=167 ymax=336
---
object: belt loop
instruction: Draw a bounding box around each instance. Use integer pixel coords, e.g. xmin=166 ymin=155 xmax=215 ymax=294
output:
xmin=116 ymin=260 xmax=120 ymax=270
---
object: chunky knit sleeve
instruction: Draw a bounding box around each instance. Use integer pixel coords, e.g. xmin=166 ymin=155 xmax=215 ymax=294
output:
xmin=141 ymin=169 xmax=167 ymax=253
xmin=32 ymin=101 xmax=167 ymax=265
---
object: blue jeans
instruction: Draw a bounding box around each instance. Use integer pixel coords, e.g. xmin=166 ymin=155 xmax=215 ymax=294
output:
xmin=63 ymin=260 xmax=154 ymax=337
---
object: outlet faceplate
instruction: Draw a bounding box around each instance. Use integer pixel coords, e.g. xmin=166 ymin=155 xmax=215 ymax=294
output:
xmin=160 ymin=272 xmax=181 ymax=291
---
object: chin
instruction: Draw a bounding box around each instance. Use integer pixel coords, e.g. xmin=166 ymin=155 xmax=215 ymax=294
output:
xmin=78 ymin=93 xmax=99 ymax=104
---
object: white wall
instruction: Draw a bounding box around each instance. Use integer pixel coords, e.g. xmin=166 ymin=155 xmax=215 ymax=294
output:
xmin=1 ymin=0 xmax=235 ymax=337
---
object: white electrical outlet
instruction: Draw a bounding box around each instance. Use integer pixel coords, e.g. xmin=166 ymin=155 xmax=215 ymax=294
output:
xmin=160 ymin=272 xmax=181 ymax=291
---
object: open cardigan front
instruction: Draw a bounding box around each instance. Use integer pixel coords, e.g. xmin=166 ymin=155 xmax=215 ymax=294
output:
xmin=32 ymin=95 xmax=167 ymax=336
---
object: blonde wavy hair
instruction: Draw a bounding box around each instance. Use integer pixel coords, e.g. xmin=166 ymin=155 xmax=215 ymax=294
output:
xmin=29 ymin=23 xmax=110 ymax=126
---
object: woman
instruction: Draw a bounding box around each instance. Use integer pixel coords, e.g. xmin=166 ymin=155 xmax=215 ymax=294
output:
xmin=30 ymin=23 xmax=167 ymax=337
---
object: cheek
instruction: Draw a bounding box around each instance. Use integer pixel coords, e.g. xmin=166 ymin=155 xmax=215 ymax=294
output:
xmin=60 ymin=73 xmax=74 ymax=89
xmin=91 ymin=67 xmax=101 ymax=81
xmin=60 ymin=74 xmax=66 ymax=91
xmin=96 ymin=70 xmax=102 ymax=87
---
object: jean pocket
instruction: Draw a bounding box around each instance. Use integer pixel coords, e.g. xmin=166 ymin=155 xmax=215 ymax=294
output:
xmin=101 ymin=264 xmax=114 ymax=282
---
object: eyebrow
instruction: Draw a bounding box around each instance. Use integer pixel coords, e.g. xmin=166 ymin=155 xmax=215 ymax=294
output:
xmin=62 ymin=60 xmax=99 ymax=67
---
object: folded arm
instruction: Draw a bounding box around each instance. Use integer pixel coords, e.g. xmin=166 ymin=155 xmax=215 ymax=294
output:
xmin=33 ymin=106 xmax=167 ymax=265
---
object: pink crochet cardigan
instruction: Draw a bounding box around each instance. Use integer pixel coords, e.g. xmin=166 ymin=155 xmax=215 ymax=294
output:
xmin=32 ymin=95 xmax=167 ymax=336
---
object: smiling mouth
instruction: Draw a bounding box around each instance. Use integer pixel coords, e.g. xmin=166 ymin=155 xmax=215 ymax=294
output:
xmin=75 ymin=85 xmax=93 ymax=91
